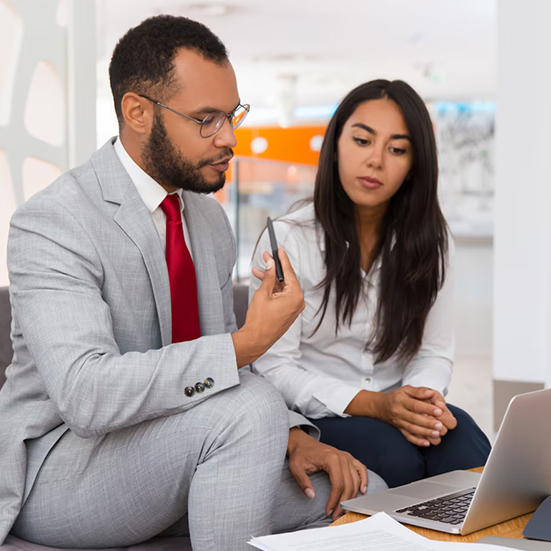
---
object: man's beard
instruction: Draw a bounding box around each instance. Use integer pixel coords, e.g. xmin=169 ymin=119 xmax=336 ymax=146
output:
xmin=142 ymin=112 xmax=232 ymax=194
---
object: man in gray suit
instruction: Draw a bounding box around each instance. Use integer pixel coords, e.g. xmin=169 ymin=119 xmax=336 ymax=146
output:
xmin=0 ymin=15 xmax=386 ymax=550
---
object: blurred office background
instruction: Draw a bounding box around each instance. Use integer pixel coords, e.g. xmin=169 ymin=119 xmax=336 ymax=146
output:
xmin=1 ymin=0 xmax=550 ymax=441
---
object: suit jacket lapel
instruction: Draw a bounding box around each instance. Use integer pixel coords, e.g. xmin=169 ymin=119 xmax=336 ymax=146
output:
xmin=183 ymin=191 xmax=224 ymax=336
xmin=90 ymin=140 xmax=173 ymax=346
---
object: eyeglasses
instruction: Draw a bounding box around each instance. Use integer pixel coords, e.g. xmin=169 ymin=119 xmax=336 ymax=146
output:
xmin=139 ymin=94 xmax=250 ymax=138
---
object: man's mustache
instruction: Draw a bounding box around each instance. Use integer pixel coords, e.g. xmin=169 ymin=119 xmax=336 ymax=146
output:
xmin=198 ymin=149 xmax=234 ymax=168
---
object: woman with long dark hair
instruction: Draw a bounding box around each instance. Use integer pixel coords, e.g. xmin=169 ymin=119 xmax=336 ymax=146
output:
xmin=250 ymin=79 xmax=490 ymax=488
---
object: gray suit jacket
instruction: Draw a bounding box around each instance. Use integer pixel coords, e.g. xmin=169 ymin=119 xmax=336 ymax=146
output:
xmin=0 ymin=139 xmax=312 ymax=543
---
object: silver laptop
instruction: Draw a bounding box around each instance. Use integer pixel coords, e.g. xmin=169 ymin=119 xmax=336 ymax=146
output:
xmin=341 ymin=388 xmax=551 ymax=535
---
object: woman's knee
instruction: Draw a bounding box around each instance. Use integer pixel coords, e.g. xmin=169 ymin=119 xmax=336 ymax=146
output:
xmin=423 ymin=404 xmax=491 ymax=476
xmin=313 ymin=417 xmax=425 ymax=488
xmin=446 ymin=405 xmax=491 ymax=454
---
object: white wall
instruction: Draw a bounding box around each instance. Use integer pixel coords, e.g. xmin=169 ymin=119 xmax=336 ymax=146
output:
xmin=494 ymin=0 xmax=551 ymax=385
xmin=0 ymin=0 xmax=96 ymax=287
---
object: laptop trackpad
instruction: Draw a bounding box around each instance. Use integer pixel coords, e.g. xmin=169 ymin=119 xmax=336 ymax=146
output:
xmin=388 ymin=481 xmax=462 ymax=500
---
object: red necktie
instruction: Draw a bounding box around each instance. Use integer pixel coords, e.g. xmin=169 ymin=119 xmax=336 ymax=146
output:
xmin=160 ymin=194 xmax=201 ymax=343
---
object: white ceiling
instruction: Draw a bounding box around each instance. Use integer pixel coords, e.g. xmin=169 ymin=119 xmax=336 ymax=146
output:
xmin=96 ymin=0 xmax=496 ymax=128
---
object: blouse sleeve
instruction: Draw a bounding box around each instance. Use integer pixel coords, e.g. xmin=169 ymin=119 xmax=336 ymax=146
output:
xmin=249 ymin=222 xmax=360 ymax=418
xmin=401 ymin=237 xmax=455 ymax=395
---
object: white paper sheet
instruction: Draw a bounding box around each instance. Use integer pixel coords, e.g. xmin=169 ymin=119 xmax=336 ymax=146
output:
xmin=248 ymin=512 xmax=515 ymax=551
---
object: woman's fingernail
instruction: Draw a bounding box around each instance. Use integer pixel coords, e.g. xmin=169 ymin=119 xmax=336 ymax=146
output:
xmin=305 ymin=488 xmax=315 ymax=499
xmin=265 ymin=259 xmax=274 ymax=270
xmin=432 ymin=430 xmax=440 ymax=437
xmin=435 ymin=422 xmax=443 ymax=430
xmin=434 ymin=408 xmax=442 ymax=416
xmin=327 ymin=509 xmax=334 ymax=517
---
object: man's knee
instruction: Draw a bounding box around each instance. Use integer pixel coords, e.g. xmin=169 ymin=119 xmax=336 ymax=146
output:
xmin=197 ymin=370 xmax=290 ymax=463
xmin=366 ymin=470 xmax=388 ymax=493
xmin=231 ymin=371 xmax=289 ymax=431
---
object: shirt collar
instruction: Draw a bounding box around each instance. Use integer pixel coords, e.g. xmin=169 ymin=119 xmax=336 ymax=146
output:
xmin=113 ymin=137 xmax=184 ymax=215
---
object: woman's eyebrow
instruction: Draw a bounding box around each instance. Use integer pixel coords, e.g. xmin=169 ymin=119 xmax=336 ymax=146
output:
xmin=390 ymin=133 xmax=411 ymax=141
xmin=351 ymin=123 xmax=411 ymax=141
xmin=352 ymin=123 xmax=376 ymax=134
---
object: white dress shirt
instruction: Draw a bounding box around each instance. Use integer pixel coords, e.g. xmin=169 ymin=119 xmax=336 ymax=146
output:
xmin=113 ymin=137 xmax=193 ymax=257
xmin=250 ymin=203 xmax=455 ymax=419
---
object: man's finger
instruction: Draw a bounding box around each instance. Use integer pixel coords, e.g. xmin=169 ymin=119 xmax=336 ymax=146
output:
xmin=356 ymin=460 xmax=369 ymax=494
xmin=288 ymin=460 xmax=316 ymax=499
xmin=324 ymin=464 xmax=345 ymax=517
xmin=339 ymin=455 xmax=357 ymax=500
xmin=251 ymin=267 xmax=265 ymax=281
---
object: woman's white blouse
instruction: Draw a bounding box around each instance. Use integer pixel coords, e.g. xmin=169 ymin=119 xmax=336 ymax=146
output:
xmin=249 ymin=204 xmax=454 ymax=419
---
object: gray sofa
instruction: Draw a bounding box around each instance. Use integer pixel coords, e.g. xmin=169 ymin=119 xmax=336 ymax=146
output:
xmin=0 ymin=284 xmax=249 ymax=550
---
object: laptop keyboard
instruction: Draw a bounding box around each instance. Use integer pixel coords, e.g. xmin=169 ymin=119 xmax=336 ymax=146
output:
xmin=395 ymin=487 xmax=476 ymax=525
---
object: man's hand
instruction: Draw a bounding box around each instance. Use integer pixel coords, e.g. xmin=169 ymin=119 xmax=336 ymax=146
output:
xmin=232 ymin=248 xmax=304 ymax=367
xmin=287 ymin=427 xmax=368 ymax=521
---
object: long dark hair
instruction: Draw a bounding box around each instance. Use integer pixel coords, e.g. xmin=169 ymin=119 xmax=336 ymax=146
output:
xmin=314 ymin=79 xmax=448 ymax=363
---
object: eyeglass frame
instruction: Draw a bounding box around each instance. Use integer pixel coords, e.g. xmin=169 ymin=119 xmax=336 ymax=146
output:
xmin=138 ymin=94 xmax=250 ymax=138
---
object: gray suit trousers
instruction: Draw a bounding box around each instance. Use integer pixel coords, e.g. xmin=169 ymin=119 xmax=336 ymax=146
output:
xmin=13 ymin=371 xmax=290 ymax=550
xmin=12 ymin=371 xmax=387 ymax=550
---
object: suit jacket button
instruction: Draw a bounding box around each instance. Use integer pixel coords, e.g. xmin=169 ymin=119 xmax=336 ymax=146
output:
xmin=184 ymin=386 xmax=195 ymax=397
xmin=195 ymin=382 xmax=205 ymax=393
xmin=204 ymin=377 xmax=214 ymax=389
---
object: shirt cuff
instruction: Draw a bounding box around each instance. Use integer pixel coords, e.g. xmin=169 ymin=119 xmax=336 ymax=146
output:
xmin=308 ymin=385 xmax=361 ymax=418
xmin=288 ymin=410 xmax=320 ymax=440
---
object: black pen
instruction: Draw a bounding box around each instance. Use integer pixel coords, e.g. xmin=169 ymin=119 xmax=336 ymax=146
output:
xmin=266 ymin=217 xmax=284 ymax=282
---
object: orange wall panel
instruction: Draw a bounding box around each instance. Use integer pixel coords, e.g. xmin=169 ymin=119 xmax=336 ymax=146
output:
xmin=233 ymin=126 xmax=327 ymax=166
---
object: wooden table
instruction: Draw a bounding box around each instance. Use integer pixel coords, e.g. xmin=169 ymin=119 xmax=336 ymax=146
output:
xmin=332 ymin=467 xmax=533 ymax=543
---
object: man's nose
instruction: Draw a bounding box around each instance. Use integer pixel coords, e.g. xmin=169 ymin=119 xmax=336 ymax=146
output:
xmin=214 ymin=118 xmax=238 ymax=149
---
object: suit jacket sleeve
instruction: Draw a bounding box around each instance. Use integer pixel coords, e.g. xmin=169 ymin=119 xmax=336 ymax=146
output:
xmin=8 ymin=195 xmax=240 ymax=439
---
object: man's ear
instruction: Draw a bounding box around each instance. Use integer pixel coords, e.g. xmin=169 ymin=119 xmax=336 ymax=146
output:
xmin=120 ymin=92 xmax=151 ymax=135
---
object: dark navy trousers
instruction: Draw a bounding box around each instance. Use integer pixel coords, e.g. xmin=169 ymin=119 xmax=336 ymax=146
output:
xmin=309 ymin=404 xmax=491 ymax=488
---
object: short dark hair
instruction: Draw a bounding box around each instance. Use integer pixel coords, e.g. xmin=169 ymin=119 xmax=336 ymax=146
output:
xmin=314 ymin=79 xmax=448 ymax=362
xmin=109 ymin=15 xmax=229 ymax=123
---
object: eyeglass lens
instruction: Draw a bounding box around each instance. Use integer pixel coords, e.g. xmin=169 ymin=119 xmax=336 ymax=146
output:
xmin=200 ymin=105 xmax=249 ymax=137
